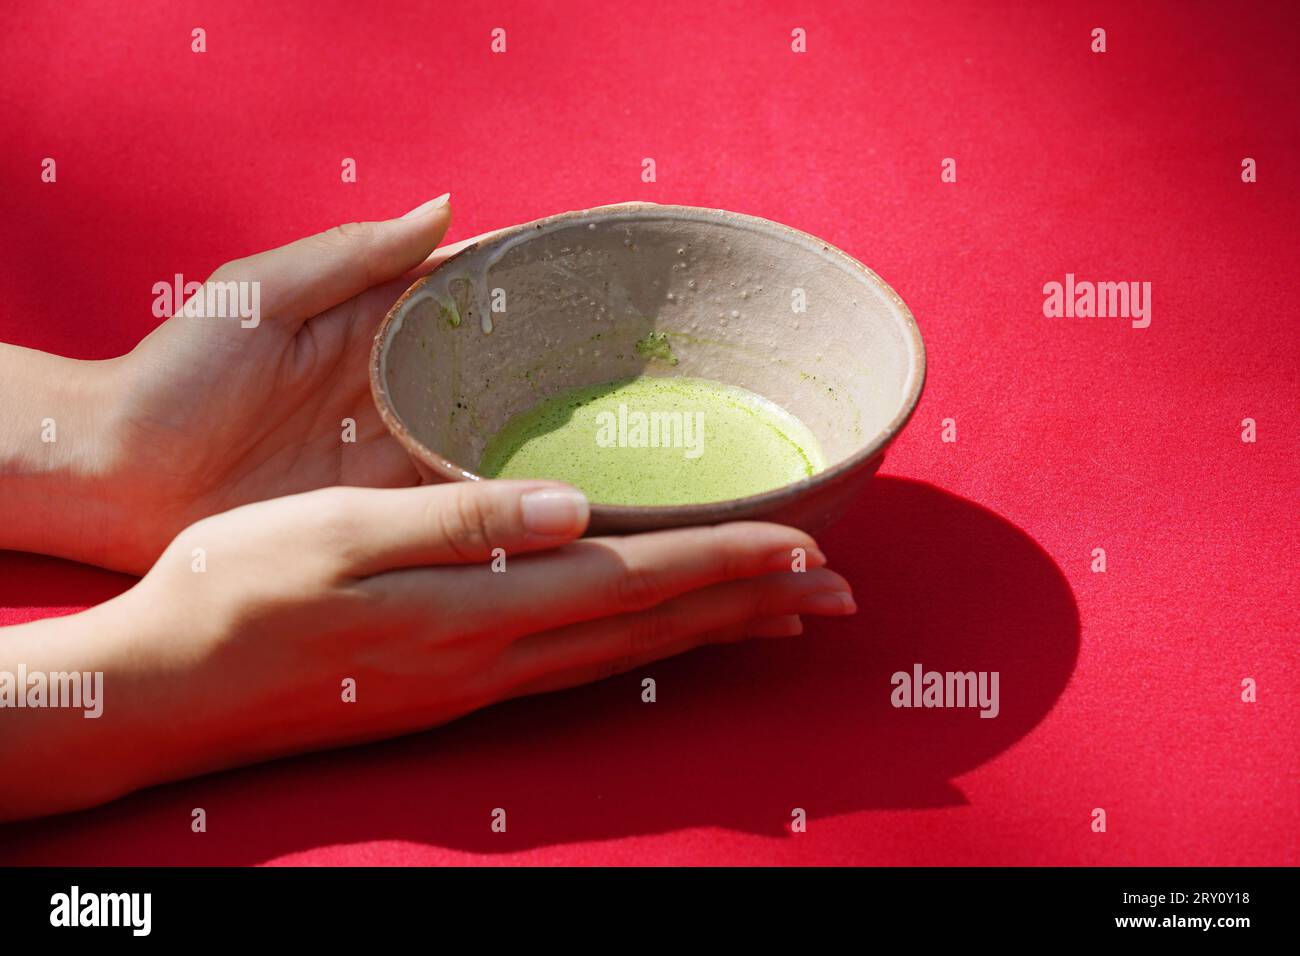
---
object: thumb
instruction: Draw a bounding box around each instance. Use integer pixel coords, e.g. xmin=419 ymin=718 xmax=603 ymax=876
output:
xmin=211 ymin=194 xmax=453 ymax=328
xmin=310 ymin=480 xmax=590 ymax=577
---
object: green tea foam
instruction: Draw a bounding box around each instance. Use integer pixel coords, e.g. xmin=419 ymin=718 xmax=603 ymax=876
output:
xmin=478 ymin=376 xmax=825 ymax=505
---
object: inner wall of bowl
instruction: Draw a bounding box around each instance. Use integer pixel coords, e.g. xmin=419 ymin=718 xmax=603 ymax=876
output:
xmin=381 ymin=209 xmax=916 ymax=475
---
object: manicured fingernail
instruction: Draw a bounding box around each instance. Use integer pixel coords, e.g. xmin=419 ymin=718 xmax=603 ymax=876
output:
xmin=797 ymin=591 xmax=857 ymax=615
xmin=521 ymin=488 xmax=589 ymax=536
xmin=400 ymin=193 xmax=451 ymax=219
xmin=746 ymin=615 xmax=804 ymax=638
xmin=765 ymin=546 xmax=827 ymax=573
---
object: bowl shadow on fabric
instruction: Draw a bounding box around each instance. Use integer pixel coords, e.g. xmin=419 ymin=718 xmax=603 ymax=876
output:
xmin=0 ymin=476 xmax=1079 ymax=861
xmin=387 ymin=476 xmax=1081 ymax=849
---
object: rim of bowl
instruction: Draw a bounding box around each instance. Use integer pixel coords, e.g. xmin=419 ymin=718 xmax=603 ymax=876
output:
xmin=369 ymin=202 xmax=927 ymax=519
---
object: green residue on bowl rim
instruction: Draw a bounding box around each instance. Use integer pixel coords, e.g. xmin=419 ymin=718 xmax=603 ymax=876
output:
xmin=635 ymin=330 xmax=678 ymax=365
xmin=439 ymin=298 xmax=462 ymax=328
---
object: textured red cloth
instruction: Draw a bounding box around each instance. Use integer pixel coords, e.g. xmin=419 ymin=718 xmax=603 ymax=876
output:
xmin=0 ymin=0 xmax=1296 ymax=865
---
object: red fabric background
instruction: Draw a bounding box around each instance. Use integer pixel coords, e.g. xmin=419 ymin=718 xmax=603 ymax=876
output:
xmin=0 ymin=0 xmax=1296 ymax=865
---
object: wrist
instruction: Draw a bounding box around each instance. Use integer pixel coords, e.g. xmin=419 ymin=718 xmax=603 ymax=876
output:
xmin=0 ymin=344 xmax=130 ymax=569
xmin=0 ymin=589 xmax=158 ymax=820
xmin=89 ymin=575 xmax=259 ymax=794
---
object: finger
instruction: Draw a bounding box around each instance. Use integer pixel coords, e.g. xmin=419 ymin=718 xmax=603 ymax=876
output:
xmin=510 ymin=566 xmax=851 ymax=673
xmin=210 ymin=195 xmax=453 ymax=327
xmin=496 ymin=568 xmax=853 ymax=697
xmin=746 ymin=614 xmax=805 ymax=638
xmin=405 ymin=227 xmax=510 ymax=279
xmin=364 ymin=521 xmax=828 ymax=640
xmin=403 ymin=203 xmax=660 ymax=279
xmin=507 ymin=626 xmax=752 ymax=699
xmin=300 ymin=480 xmax=590 ymax=578
xmin=340 ymin=226 xmax=520 ymax=354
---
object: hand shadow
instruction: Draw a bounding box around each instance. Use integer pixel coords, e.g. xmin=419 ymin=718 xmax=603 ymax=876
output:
xmin=0 ymin=477 xmax=1080 ymax=863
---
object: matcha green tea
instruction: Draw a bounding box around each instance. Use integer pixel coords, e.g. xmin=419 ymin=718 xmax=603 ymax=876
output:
xmin=478 ymin=376 xmax=825 ymax=505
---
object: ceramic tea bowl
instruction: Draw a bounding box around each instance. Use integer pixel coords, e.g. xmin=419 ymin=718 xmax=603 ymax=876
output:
xmin=370 ymin=202 xmax=925 ymax=534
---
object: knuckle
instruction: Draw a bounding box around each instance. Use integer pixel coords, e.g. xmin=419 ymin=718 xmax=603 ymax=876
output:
xmin=707 ymin=525 xmax=750 ymax=580
xmin=314 ymin=221 xmax=387 ymax=288
xmin=325 ymin=220 xmax=376 ymax=244
xmin=612 ymin=562 xmax=664 ymax=612
xmin=624 ymin=608 xmax=675 ymax=657
xmin=207 ymin=257 xmax=252 ymax=287
xmin=167 ymin=521 xmax=213 ymax=568
xmin=436 ymin=489 xmax=496 ymax=562
xmin=312 ymin=488 xmax=357 ymax=532
xmin=308 ymin=489 xmax=364 ymax=560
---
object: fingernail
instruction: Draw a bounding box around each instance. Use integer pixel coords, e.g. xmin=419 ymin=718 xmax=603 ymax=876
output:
xmin=400 ymin=193 xmax=451 ymax=219
xmin=796 ymin=590 xmax=857 ymax=615
xmin=521 ymin=488 xmax=589 ymax=536
xmin=746 ymin=615 xmax=804 ymax=638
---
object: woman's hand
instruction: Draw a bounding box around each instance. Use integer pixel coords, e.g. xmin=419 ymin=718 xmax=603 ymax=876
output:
xmin=0 ymin=196 xmax=461 ymax=572
xmin=100 ymin=195 xmax=463 ymax=572
xmin=0 ymin=480 xmax=855 ymax=821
